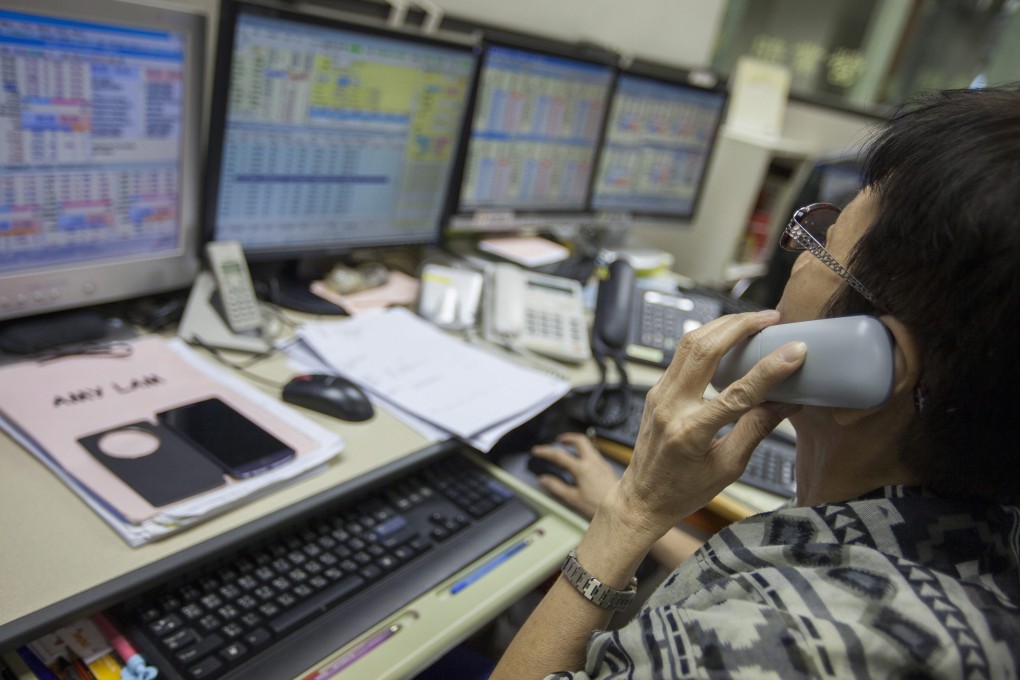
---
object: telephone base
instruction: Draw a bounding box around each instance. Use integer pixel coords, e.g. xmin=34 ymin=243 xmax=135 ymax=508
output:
xmin=179 ymin=272 xmax=271 ymax=353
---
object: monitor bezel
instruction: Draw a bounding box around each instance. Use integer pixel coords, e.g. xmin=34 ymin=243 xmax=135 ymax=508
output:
xmin=203 ymin=0 xmax=480 ymax=263
xmin=0 ymin=0 xmax=204 ymax=322
xmin=444 ymin=33 xmax=619 ymax=233
xmin=589 ymin=59 xmax=728 ymax=224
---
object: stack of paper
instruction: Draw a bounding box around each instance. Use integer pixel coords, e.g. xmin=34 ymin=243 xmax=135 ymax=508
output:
xmin=295 ymin=308 xmax=571 ymax=451
xmin=477 ymin=235 xmax=571 ymax=267
xmin=0 ymin=336 xmax=344 ymax=547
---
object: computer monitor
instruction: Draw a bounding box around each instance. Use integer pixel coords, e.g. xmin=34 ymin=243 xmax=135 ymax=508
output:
xmin=205 ymin=0 xmax=478 ymax=312
xmin=448 ymin=38 xmax=616 ymax=230
xmin=0 ymin=0 xmax=204 ymax=323
xmin=591 ymin=63 xmax=726 ymax=223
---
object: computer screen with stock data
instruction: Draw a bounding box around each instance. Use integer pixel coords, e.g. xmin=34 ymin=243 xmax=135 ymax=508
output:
xmin=591 ymin=66 xmax=726 ymax=221
xmin=450 ymin=39 xmax=615 ymax=227
xmin=0 ymin=0 xmax=204 ymax=323
xmin=205 ymin=1 xmax=477 ymax=259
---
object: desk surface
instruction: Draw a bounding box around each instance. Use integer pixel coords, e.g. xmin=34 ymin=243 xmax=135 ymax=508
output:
xmin=0 ymin=314 xmax=786 ymax=673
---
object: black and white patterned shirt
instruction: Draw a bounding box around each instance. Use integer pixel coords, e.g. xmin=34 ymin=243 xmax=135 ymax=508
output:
xmin=551 ymin=487 xmax=1020 ymax=679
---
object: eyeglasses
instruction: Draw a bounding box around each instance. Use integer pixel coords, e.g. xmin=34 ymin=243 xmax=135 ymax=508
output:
xmin=780 ymin=202 xmax=879 ymax=306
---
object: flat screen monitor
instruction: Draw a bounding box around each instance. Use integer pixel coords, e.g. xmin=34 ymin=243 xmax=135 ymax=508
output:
xmin=0 ymin=0 xmax=204 ymax=322
xmin=450 ymin=40 xmax=616 ymax=228
xmin=591 ymin=66 xmax=726 ymax=222
xmin=205 ymin=0 xmax=477 ymax=310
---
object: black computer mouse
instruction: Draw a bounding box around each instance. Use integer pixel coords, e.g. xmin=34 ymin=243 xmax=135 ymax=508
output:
xmin=281 ymin=374 xmax=375 ymax=422
xmin=526 ymin=444 xmax=578 ymax=486
xmin=527 ymin=455 xmax=576 ymax=486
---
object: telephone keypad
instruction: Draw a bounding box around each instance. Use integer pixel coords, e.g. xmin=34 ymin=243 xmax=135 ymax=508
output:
xmin=627 ymin=290 xmax=722 ymax=367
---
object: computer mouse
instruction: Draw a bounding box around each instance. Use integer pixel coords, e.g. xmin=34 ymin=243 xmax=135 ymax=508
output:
xmin=281 ymin=374 xmax=375 ymax=422
xmin=526 ymin=444 xmax=578 ymax=486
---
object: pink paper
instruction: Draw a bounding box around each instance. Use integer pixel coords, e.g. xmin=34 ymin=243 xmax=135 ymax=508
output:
xmin=0 ymin=336 xmax=320 ymax=524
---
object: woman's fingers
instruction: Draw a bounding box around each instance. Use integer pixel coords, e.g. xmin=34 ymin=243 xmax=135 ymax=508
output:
xmin=713 ymin=402 xmax=802 ymax=480
xmin=701 ymin=341 xmax=806 ymax=431
xmin=659 ymin=310 xmax=781 ymax=403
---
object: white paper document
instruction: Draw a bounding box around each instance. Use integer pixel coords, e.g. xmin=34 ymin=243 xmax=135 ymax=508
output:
xmin=297 ymin=308 xmax=571 ymax=449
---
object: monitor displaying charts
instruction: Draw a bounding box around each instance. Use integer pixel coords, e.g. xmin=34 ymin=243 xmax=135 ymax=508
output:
xmin=454 ymin=41 xmax=615 ymax=219
xmin=205 ymin=0 xmax=478 ymax=259
xmin=0 ymin=0 xmax=204 ymax=321
xmin=591 ymin=68 xmax=726 ymax=221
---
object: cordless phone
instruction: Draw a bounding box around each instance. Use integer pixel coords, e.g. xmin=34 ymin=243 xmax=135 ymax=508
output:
xmin=205 ymin=240 xmax=262 ymax=334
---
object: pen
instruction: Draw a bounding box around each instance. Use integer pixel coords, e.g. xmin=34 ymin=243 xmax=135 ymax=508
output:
xmin=65 ymin=647 xmax=98 ymax=680
xmin=90 ymin=613 xmax=158 ymax=680
xmin=15 ymin=646 xmax=58 ymax=680
xmin=302 ymin=624 xmax=401 ymax=680
xmin=450 ymin=537 xmax=532 ymax=594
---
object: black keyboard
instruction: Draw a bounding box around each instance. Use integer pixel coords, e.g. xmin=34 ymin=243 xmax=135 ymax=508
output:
xmin=593 ymin=388 xmax=797 ymax=498
xmin=113 ymin=449 xmax=538 ymax=680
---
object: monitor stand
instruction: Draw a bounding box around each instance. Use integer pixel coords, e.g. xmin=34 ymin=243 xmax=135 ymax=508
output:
xmin=253 ymin=260 xmax=347 ymax=316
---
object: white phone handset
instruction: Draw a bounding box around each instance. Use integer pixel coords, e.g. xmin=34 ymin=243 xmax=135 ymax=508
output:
xmin=205 ymin=240 xmax=262 ymax=333
xmin=490 ymin=264 xmax=527 ymax=337
xmin=483 ymin=263 xmax=591 ymax=363
xmin=179 ymin=240 xmax=269 ymax=353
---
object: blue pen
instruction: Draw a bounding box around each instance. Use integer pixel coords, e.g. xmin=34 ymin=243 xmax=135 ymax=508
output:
xmin=15 ymin=646 xmax=58 ymax=680
xmin=451 ymin=538 xmax=532 ymax=594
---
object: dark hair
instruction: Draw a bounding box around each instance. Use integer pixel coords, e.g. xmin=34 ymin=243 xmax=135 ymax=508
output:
xmin=826 ymin=86 xmax=1020 ymax=503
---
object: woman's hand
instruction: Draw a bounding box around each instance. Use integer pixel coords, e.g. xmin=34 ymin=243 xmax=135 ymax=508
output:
xmin=531 ymin=432 xmax=619 ymax=519
xmin=606 ymin=310 xmax=806 ymax=544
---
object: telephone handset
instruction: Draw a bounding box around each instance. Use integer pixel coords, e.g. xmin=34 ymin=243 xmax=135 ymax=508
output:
xmin=591 ymin=259 xmax=636 ymax=356
xmin=482 ymin=263 xmax=591 ymax=364
xmin=587 ymin=259 xmax=637 ymax=427
xmin=178 ymin=240 xmax=270 ymax=353
xmin=713 ymin=315 xmax=895 ymax=408
xmin=206 ymin=240 xmax=262 ymax=334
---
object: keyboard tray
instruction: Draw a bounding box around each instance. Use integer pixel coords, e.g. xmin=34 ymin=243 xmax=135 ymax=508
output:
xmin=114 ymin=442 xmax=539 ymax=680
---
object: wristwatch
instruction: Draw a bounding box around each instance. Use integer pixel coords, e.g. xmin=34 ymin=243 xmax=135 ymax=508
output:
xmin=560 ymin=550 xmax=638 ymax=612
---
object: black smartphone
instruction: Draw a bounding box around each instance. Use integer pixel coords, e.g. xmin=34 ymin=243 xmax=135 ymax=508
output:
xmin=158 ymin=398 xmax=295 ymax=478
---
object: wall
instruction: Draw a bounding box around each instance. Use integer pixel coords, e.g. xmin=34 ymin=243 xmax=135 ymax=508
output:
xmin=434 ymin=0 xmax=727 ymax=68
xmin=172 ymin=0 xmax=727 ymax=72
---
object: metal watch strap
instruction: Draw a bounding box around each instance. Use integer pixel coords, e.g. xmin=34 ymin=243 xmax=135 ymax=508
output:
xmin=560 ymin=550 xmax=637 ymax=612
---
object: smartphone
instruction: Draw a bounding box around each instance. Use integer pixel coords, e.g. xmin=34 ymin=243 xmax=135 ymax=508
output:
xmin=158 ymin=398 xmax=295 ymax=478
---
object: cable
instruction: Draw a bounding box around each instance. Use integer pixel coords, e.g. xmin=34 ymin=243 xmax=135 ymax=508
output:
xmin=585 ymin=258 xmax=636 ymax=428
xmin=585 ymin=348 xmax=632 ymax=429
xmin=187 ymin=336 xmax=285 ymax=389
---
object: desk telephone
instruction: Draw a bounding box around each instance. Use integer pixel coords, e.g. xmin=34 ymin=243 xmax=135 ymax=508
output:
xmin=587 ymin=260 xmax=723 ymax=370
xmin=482 ymin=263 xmax=590 ymax=364
xmin=178 ymin=240 xmax=270 ymax=353
xmin=626 ymin=288 xmax=722 ymax=368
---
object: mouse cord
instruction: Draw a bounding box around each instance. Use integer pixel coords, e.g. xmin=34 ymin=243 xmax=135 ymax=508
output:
xmin=187 ymin=336 xmax=285 ymax=389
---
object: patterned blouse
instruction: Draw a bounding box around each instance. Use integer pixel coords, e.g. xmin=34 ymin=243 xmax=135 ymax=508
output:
xmin=550 ymin=487 xmax=1020 ymax=679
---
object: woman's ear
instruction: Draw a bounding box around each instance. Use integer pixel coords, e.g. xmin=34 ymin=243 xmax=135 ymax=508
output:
xmin=832 ymin=314 xmax=921 ymax=426
xmin=879 ymin=314 xmax=922 ymax=398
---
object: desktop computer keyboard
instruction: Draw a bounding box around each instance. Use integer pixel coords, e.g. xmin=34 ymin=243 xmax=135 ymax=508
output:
xmin=113 ymin=449 xmax=539 ymax=680
xmin=593 ymin=389 xmax=797 ymax=498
